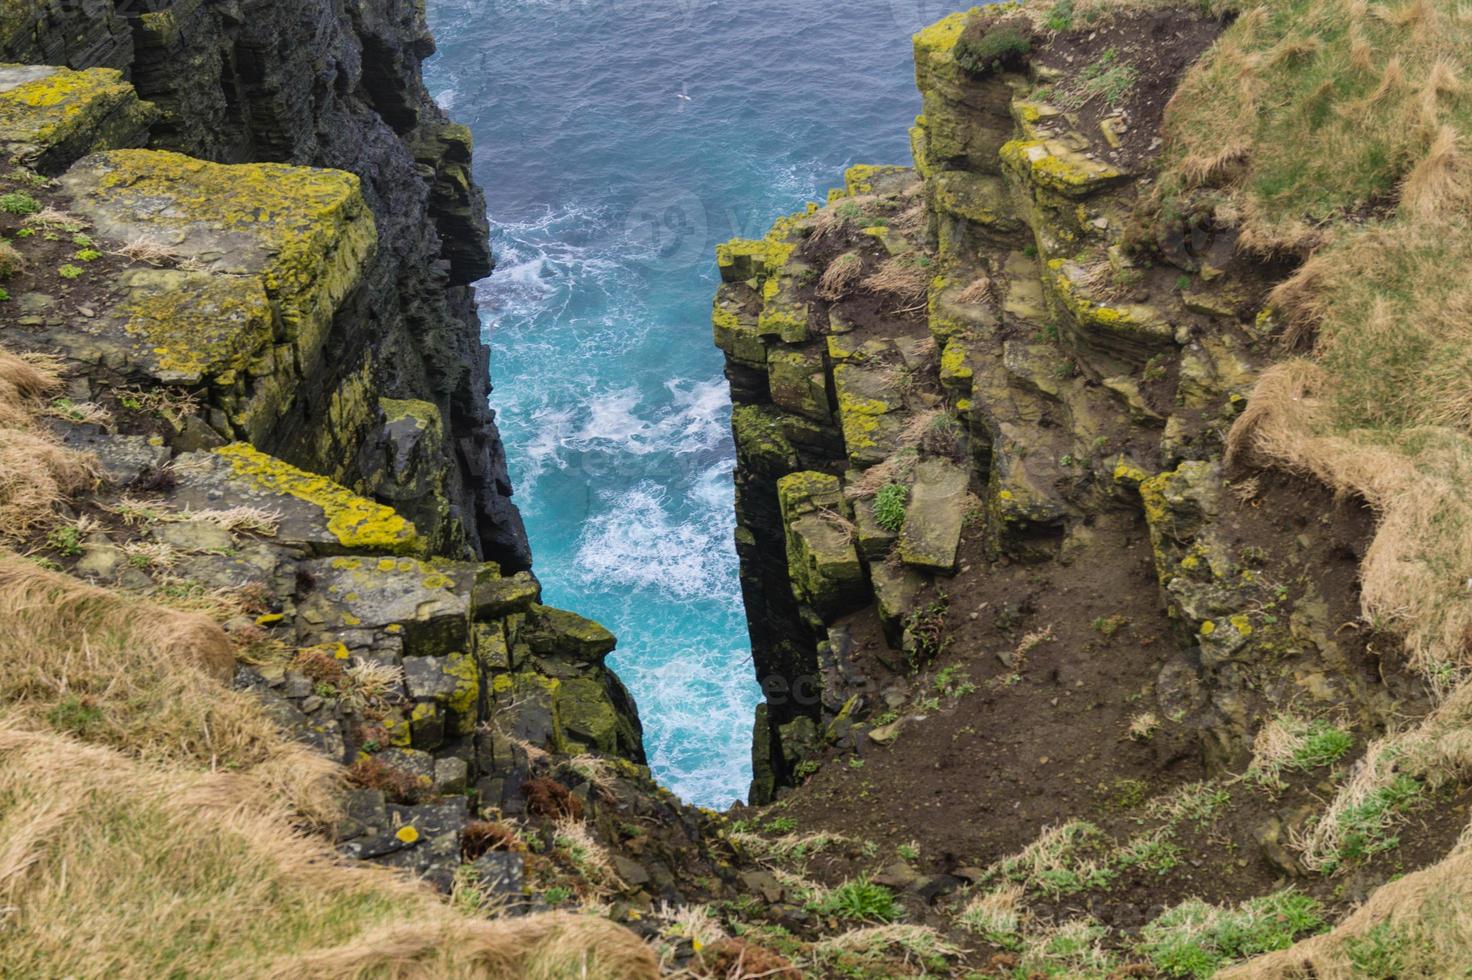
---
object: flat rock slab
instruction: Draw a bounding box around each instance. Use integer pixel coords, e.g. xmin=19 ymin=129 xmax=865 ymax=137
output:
xmin=293 ymin=554 xmax=475 ymax=670
xmin=0 ymin=64 xmax=152 ymax=173
xmin=898 ymin=458 xmax=969 ymax=574
xmin=833 ymin=362 xmax=906 ymax=467
xmin=871 ymin=561 xmax=927 ymax=643
xmin=52 ymin=150 xmax=375 ymax=441
xmin=172 ymin=444 xmax=424 ymax=557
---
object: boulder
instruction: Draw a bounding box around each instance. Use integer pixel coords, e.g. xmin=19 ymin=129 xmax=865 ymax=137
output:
xmin=776 ymin=472 xmax=867 ymax=619
xmin=522 ymin=605 xmax=617 ymax=662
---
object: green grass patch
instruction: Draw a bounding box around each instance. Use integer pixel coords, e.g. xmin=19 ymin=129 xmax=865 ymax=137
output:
xmin=873 ymin=482 xmax=908 ymax=532
xmin=1331 ymin=773 xmax=1423 ymax=868
xmin=1055 ymin=48 xmax=1137 ymax=109
xmin=819 ymin=880 xmax=900 ymax=923
xmin=1140 ymin=889 xmax=1327 ymax=978
xmin=0 ymin=191 xmax=39 ymax=215
xmin=954 ymin=20 xmax=1032 ymax=78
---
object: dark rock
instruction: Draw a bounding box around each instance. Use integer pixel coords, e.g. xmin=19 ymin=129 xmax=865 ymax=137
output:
xmin=472 ymin=851 xmax=526 ymax=901
xmin=739 ymin=869 xmax=784 ymax=903
xmin=611 ymin=854 xmax=652 ymax=888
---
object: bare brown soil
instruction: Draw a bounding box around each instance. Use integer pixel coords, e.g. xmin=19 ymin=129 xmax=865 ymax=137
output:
xmin=1033 ymin=9 xmax=1227 ymax=170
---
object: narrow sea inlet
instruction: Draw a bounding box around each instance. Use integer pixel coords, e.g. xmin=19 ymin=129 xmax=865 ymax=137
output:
xmin=424 ymin=0 xmax=932 ymax=806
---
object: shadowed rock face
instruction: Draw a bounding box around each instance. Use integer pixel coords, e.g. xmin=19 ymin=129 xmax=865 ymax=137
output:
xmin=1 ymin=0 xmax=529 ymax=569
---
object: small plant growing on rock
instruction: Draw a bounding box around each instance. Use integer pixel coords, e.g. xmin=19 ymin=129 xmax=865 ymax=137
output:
xmin=820 ymin=880 xmax=900 ymax=922
xmin=523 ymin=775 xmax=584 ymax=820
xmin=904 ymin=595 xmax=950 ymax=670
xmin=345 ymin=756 xmax=429 ymax=804
xmin=933 ymin=664 xmax=976 ymax=699
xmin=817 ymin=251 xmax=864 ymax=300
xmin=1128 ymin=712 xmax=1160 ymax=741
xmin=873 ymin=482 xmax=908 ymax=531
xmin=46 ymin=524 xmax=83 ymax=557
xmin=955 ymin=18 xmax=1032 ymax=77
xmin=541 ymin=885 xmax=573 ymax=905
xmin=460 ymin=819 xmax=524 ymax=861
xmin=0 ymin=191 xmax=40 ymax=215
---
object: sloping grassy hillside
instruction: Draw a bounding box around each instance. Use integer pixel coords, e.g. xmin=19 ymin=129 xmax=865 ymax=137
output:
xmin=1160 ymin=0 xmax=1472 ymax=971
xmin=0 ymin=349 xmax=657 ymax=979
xmin=1164 ymin=0 xmax=1472 ymax=683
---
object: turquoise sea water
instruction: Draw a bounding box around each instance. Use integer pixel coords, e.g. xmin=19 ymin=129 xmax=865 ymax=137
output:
xmin=424 ymin=0 xmax=945 ymax=807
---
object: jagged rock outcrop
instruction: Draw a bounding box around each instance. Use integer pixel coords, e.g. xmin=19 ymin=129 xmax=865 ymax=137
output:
xmin=715 ymin=7 xmax=1405 ymax=803
xmin=0 ymin=54 xmax=753 ymax=919
xmin=0 ymin=0 xmax=772 ymax=932
xmin=2 ymin=0 xmax=528 ymax=569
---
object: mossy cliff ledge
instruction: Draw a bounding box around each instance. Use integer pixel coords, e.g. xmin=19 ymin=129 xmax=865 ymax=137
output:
xmin=2 ymin=0 xmax=526 ymax=567
xmin=711 ymin=2 xmax=1471 ymax=974
xmin=0 ymin=5 xmax=762 ymax=959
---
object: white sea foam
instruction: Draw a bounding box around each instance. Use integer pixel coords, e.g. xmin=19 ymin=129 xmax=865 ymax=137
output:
xmin=574 ymin=479 xmax=737 ymax=601
xmin=609 ymin=628 xmax=759 ymax=807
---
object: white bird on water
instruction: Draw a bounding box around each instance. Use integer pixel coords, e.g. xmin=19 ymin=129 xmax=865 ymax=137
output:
xmin=676 ymin=83 xmax=692 ymax=102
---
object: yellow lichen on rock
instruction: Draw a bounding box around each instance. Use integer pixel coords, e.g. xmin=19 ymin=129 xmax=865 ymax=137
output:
xmin=61 ymin=149 xmax=376 ymax=382
xmin=913 ymin=10 xmax=971 ymax=58
xmin=115 ymin=269 xmax=274 ymax=384
xmin=0 ymin=64 xmax=154 ymax=169
xmin=213 ymin=443 xmax=424 ymax=556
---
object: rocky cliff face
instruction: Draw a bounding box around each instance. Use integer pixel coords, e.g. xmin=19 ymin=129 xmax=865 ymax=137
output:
xmin=2 ymin=0 xmax=528 ymax=568
xmin=716 ymin=6 xmax=1392 ymax=803
xmin=0 ymin=2 xmax=750 ymax=935
xmin=706 ymin=5 xmax=1457 ymax=973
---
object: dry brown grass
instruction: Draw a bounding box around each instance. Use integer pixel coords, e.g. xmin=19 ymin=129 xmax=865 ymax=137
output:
xmin=0 ymin=721 xmax=656 ymax=979
xmin=862 ymin=257 xmax=930 ymax=304
xmin=817 ymin=251 xmax=864 ymax=300
xmin=0 ymin=554 xmax=339 ymax=825
xmin=24 ymin=205 xmax=83 ymax=231
xmin=809 ymin=194 xmax=877 ymax=242
xmin=111 ymin=236 xmax=186 ymax=266
xmin=844 ymin=451 xmax=919 ymax=500
xmin=1163 ymin=0 xmax=1472 ymax=249
xmin=956 ymin=273 xmax=993 ymax=305
xmin=1227 ymin=834 xmax=1472 ymax=977
xmin=0 ymin=349 xmax=96 ymax=540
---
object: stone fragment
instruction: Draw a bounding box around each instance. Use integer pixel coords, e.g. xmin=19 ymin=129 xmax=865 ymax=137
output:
xmin=897 ymin=459 xmax=969 ymax=573
xmin=471 ymin=570 xmax=541 ymax=619
xmin=173 ymin=446 xmax=424 ymax=556
xmin=522 ymin=605 xmax=617 ymax=662
xmin=776 ymin=472 xmax=866 ymax=619
xmin=433 ymin=756 xmax=468 ymax=795
xmin=871 ymin=561 xmax=927 ymax=645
